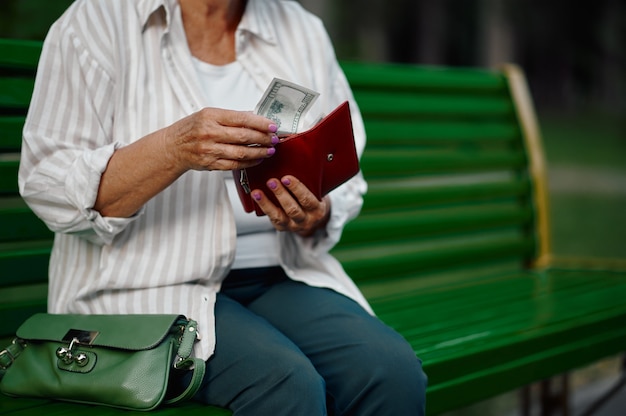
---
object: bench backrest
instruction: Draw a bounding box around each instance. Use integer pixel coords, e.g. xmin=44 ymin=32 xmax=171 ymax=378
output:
xmin=0 ymin=39 xmax=53 ymax=339
xmin=0 ymin=39 xmax=550 ymax=337
xmin=333 ymin=62 xmax=550 ymax=289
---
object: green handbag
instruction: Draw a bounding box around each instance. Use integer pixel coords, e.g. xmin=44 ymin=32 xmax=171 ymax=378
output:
xmin=0 ymin=313 xmax=206 ymax=411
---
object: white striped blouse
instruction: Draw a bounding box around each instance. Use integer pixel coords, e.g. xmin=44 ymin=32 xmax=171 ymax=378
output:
xmin=18 ymin=0 xmax=370 ymax=359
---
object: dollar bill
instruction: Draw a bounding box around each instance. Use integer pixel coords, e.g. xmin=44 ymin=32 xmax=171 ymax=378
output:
xmin=255 ymin=78 xmax=320 ymax=135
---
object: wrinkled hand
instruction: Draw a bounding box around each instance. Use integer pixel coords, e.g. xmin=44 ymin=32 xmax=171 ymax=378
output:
xmin=164 ymin=107 xmax=279 ymax=172
xmin=251 ymin=175 xmax=331 ymax=237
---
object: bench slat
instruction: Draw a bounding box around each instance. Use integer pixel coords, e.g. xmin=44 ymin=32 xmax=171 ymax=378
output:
xmin=424 ymin=321 xmax=626 ymax=414
xmin=0 ymin=158 xmax=20 ymax=195
xmin=0 ymin=283 xmax=48 ymax=337
xmin=336 ymin=234 xmax=535 ymax=283
xmin=342 ymin=62 xmax=506 ymax=91
xmin=361 ymin=148 xmax=527 ymax=177
xmin=0 ymin=78 xmax=35 ymax=109
xmin=0 ymin=240 xmax=52 ymax=287
xmin=364 ymin=119 xmax=520 ymax=144
xmin=354 ymin=91 xmax=514 ymax=118
xmin=372 ymin=269 xmax=626 ymax=367
xmin=0 ymin=197 xmax=51 ymax=242
xmin=0 ymin=396 xmax=54 ymax=415
xmin=340 ymin=204 xmax=533 ymax=245
xmin=0 ymin=116 xmax=26 ymax=150
xmin=0 ymin=39 xmax=42 ymax=70
xmin=362 ymin=178 xmax=531 ymax=212
xmin=3 ymin=400 xmax=232 ymax=415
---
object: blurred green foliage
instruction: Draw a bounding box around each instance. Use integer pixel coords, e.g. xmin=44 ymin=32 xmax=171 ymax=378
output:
xmin=541 ymin=113 xmax=626 ymax=169
xmin=541 ymin=112 xmax=626 ymax=259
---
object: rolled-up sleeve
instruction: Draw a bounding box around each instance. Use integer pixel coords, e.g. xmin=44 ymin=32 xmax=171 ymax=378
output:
xmin=18 ymin=22 xmax=139 ymax=245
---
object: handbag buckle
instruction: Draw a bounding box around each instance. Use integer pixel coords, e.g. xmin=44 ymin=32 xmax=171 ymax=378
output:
xmin=56 ymin=337 xmax=79 ymax=365
xmin=56 ymin=336 xmax=93 ymax=367
xmin=62 ymin=329 xmax=100 ymax=345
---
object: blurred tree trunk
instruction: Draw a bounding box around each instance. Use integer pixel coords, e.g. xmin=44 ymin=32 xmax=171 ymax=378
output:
xmin=0 ymin=1 xmax=18 ymax=38
xmin=597 ymin=0 xmax=624 ymax=114
xmin=416 ymin=1 xmax=446 ymax=64
xmin=479 ymin=0 xmax=513 ymax=68
xmin=297 ymin=0 xmax=329 ymax=22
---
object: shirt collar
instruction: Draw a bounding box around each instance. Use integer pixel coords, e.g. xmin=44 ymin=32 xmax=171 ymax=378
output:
xmin=136 ymin=0 xmax=277 ymax=45
xmin=137 ymin=0 xmax=174 ymax=31
xmin=238 ymin=0 xmax=278 ymax=45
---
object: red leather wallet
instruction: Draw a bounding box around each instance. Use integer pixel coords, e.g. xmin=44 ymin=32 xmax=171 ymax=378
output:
xmin=233 ymin=101 xmax=359 ymax=216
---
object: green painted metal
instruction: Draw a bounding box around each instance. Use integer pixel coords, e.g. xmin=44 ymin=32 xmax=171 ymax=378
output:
xmin=353 ymin=90 xmax=515 ymax=118
xmin=0 ymin=158 xmax=20 ymax=195
xmin=339 ymin=204 xmax=533 ymax=245
xmin=361 ymin=148 xmax=528 ymax=177
xmin=341 ymin=61 xmax=507 ymax=92
xmin=0 ymin=197 xmax=52 ymax=242
xmin=0 ymin=117 xmax=26 ymax=150
xmin=0 ymin=78 xmax=35 ymax=109
xmin=0 ymin=39 xmax=42 ymax=70
xmin=1 ymin=39 xmax=625 ymax=416
xmin=362 ymin=178 xmax=531 ymax=212
xmin=364 ymin=119 xmax=520 ymax=144
xmin=0 ymin=240 xmax=51 ymax=287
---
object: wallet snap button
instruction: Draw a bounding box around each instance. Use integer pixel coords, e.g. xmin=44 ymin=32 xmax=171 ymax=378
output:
xmin=327 ymin=153 xmax=334 ymax=162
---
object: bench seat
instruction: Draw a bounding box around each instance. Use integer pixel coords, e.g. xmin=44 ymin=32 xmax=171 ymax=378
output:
xmin=2 ymin=268 xmax=624 ymax=415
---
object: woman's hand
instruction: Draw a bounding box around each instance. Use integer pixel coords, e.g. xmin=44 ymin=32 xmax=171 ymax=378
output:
xmin=164 ymin=108 xmax=279 ymax=173
xmin=95 ymin=108 xmax=278 ymax=218
xmin=251 ymin=175 xmax=331 ymax=237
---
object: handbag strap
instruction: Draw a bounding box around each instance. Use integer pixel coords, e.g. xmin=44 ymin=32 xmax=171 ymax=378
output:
xmin=0 ymin=338 xmax=24 ymax=380
xmin=164 ymin=356 xmax=206 ymax=404
xmin=164 ymin=319 xmax=206 ymax=404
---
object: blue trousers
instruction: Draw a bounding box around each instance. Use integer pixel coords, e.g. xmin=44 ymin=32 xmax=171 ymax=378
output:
xmin=190 ymin=267 xmax=427 ymax=415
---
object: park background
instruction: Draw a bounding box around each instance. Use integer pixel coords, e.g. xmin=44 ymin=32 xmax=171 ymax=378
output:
xmin=1 ymin=1 xmax=624 ymax=414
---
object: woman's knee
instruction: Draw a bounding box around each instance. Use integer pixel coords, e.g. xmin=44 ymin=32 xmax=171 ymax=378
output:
xmin=247 ymin=349 xmax=328 ymax=415
xmin=266 ymin=349 xmax=327 ymax=399
xmin=330 ymin=330 xmax=427 ymax=415
xmin=197 ymin=346 xmax=327 ymax=415
xmin=359 ymin=337 xmax=426 ymax=392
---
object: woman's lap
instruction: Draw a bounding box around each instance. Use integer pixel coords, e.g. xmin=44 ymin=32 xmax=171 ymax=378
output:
xmin=193 ymin=269 xmax=427 ymax=415
xmin=193 ymin=294 xmax=327 ymax=415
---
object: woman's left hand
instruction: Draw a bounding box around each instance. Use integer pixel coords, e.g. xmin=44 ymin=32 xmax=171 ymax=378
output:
xmin=251 ymin=175 xmax=331 ymax=237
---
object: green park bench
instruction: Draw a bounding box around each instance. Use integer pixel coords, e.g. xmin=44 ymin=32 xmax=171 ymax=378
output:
xmin=1 ymin=38 xmax=625 ymax=415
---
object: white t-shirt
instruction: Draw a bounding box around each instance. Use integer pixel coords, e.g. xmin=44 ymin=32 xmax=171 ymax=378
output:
xmin=192 ymin=56 xmax=280 ymax=269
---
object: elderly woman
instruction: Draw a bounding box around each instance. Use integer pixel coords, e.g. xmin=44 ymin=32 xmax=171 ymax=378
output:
xmin=19 ymin=0 xmax=427 ymax=414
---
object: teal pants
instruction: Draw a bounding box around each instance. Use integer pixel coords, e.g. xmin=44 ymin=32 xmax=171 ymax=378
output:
xmin=191 ymin=267 xmax=427 ymax=415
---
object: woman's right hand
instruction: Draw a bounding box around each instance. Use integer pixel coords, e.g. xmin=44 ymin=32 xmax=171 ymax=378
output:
xmin=164 ymin=107 xmax=279 ymax=173
xmin=94 ymin=108 xmax=278 ymax=218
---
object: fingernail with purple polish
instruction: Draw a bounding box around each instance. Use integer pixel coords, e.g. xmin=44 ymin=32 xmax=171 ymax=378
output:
xmin=269 ymin=124 xmax=278 ymax=133
xmin=252 ymin=191 xmax=262 ymax=201
xmin=268 ymin=180 xmax=278 ymax=190
xmin=271 ymin=135 xmax=280 ymax=145
xmin=281 ymin=178 xmax=291 ymax=186
xmin=267 ymin=147 xmax=276 ymax=156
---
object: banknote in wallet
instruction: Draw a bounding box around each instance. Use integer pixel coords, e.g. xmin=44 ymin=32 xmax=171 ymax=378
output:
xmin=233 ymin=101 xmax=359 ymax=216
